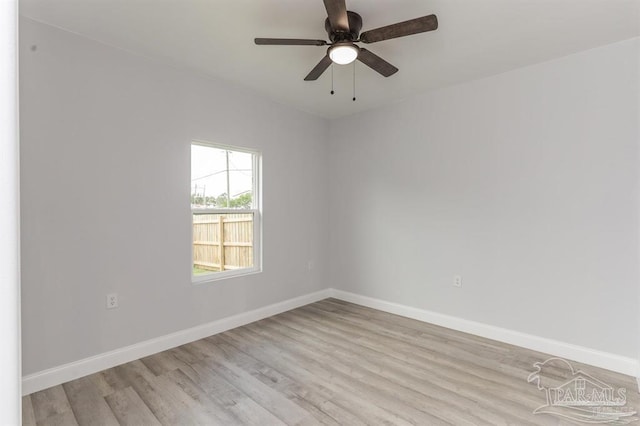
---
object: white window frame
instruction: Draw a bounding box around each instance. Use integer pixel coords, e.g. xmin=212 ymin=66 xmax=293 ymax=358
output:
xmin=191 ymin=141 xmax=262 ymax=283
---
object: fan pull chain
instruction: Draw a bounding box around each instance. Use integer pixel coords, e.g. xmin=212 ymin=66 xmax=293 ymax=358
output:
xmin=352 ymin=61 xmax=356 ymax=101
xmin=330 ymin=64 xmax=334 ymax=95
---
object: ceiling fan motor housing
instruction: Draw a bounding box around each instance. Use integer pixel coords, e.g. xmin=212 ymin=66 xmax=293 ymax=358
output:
xmin=325 ymin=11 xmax=363 ymax=42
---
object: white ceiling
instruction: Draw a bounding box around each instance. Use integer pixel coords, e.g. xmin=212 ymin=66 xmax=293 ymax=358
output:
xmin=20 ymin=0 xmax=640 ymax=119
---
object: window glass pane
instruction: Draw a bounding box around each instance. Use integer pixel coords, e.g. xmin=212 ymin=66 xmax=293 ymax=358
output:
xmin=191 ymin=145 xmax=254 ymax=210
xmin=192 ymin=212 xmax=254 ymax=275
xmin=191 ymin=142 xmax=259 ymax=279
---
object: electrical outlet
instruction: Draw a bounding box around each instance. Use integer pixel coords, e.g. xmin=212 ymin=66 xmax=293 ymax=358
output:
xmin=106 ymin=293 xmax=118 ymax=309
xmin=453 ymin=275 xmax=462 ymax=287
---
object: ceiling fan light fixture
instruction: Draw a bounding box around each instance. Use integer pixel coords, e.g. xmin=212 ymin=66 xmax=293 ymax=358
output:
xmin=328 ymin=43 xmax=359 ymax=65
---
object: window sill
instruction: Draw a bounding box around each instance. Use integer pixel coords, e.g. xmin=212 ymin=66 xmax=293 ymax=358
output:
xmin=192 ymin=267 xmax=262 ymax=285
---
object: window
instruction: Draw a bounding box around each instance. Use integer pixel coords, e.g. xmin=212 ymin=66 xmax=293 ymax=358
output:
xmin=191 ymin=142 xmax=261 ymax=282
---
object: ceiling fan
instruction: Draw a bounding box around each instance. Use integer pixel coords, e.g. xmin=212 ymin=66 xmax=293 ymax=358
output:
xmin=255 ymin=0 xmax=438 ymax=81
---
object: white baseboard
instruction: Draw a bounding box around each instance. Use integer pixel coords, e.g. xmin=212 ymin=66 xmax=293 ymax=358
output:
xmin=23 ymin=287 xmax=638 ymax=395
xmin=328 ymin=289 xmax=639 ymax=378
xmin=22 ymin=289 xmax=332 ymax=395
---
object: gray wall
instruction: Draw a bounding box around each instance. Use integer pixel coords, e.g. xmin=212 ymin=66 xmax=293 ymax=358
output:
xmin=20 ymin=18 xmax=329 ymax=375
xmin=329 ymin=38 xmax=639 ymax=358
xmin=20 ymin=15 xmax=640 ymax=376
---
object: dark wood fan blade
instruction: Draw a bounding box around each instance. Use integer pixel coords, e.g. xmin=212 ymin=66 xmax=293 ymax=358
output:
xmin=323 ymin=0 xmax=349 ymax=32
xmin=357 ymin=48 xmax=398 ymax=77
xmin=255 ymin=38 xmax=327 ymax=46
xmin=304 ymin=55 xmax=333 ymax=81
xmin=360 ymin=14 xmax=438 ymax=44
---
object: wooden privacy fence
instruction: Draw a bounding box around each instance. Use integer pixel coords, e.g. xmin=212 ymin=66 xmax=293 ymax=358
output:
xmin=193 ymin=213 xmax=253 ymax=271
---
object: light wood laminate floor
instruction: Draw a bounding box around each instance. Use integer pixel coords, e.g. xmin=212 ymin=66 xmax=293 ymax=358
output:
xmin=23 ymin=299 xmax=639 ymax=425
